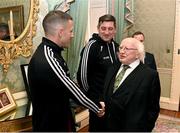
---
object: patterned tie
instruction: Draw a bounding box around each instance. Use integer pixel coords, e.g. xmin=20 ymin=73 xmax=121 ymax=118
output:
xmin=113 ymin=65 xmax=130 ymax=93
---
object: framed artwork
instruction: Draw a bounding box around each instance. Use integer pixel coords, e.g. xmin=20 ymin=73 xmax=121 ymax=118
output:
xmin=0 ymin=110 xmax=16 ymax=121
xmin=0 ymin=87 xmax=16 ymax=116
xmin=0 ymin=5 xmax=24 ymax=37
xmin=20 ymin=64 xmax=32 ymax=116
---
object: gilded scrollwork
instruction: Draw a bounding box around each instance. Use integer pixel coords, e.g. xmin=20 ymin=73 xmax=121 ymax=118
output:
xmin=0 ymin=0 xmax=39 ymax=73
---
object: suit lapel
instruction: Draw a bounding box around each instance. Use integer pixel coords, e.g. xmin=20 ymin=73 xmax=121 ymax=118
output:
xmin=119 ymin=63 xmax=144 ymax=88
xmin=112 ymin=63 xmax=145 ymax=104
xmin=104 ymin=63 xmax=121 ymax=98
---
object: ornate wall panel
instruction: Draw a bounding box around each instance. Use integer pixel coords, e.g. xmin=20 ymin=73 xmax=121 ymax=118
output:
xmin=129 ymin=0 xmax=175 ymax=68
xmin=129 ymin=0 xmax=180 ymax=111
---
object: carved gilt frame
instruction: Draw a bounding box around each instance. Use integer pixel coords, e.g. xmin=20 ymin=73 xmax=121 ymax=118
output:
xmin=0 ymin=0 xmax=39 ymax=73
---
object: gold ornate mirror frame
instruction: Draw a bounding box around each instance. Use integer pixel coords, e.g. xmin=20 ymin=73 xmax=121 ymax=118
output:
xmin=0 ymin=0 xmax=39 ymax=73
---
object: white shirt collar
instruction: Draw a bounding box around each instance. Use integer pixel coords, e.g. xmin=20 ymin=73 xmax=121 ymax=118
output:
xmin=122 ymin=59 xmax=140 ymax=69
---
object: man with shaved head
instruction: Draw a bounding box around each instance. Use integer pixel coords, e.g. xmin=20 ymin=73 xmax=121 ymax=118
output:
xmin=28 ymin=10 xmax=104 ymax=132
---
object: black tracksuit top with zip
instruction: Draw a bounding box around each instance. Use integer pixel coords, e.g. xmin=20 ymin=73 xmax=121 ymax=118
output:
xmin=77 ymin=33 xmax=119 ymax=104
xmin=28 ymin=37 xmax=100 ymax=131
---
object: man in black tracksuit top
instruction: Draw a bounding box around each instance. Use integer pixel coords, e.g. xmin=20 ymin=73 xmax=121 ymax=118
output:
xmin=28 ymin=11 xmax=104 ymax=132
xmin=77 ymin=14 xmax=119 ymax=131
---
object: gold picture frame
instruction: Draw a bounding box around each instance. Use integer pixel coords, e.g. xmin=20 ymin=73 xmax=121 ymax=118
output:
xmin=0 ymin=0 xmax=39 ymax=73
xmin=0 ymin=88 xmax=16 ymax=116
xmin=0 ymin=110 xmax=16 ymax=121
xmin=0 ymin=5 xmax=24 ymax=37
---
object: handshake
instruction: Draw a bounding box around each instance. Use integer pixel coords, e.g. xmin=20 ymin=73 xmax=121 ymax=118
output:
xmin=97 ymin=101 xmax=105 ymax=117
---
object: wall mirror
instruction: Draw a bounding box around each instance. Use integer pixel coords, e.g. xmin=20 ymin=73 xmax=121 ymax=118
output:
xmin=0 ymin=0 xmax=39 ymax=73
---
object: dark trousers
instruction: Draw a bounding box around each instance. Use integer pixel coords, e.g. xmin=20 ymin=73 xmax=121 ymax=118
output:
xmin=88 ymin=111 xmax=106 ymax=132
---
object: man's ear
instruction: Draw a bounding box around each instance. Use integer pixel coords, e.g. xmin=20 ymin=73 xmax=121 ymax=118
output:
xmin=58 ymin=28 xmax=63 ymax=38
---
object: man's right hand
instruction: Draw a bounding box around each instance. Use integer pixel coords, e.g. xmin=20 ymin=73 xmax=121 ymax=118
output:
xmin=97 ymin=101 xmax=105 ymax=117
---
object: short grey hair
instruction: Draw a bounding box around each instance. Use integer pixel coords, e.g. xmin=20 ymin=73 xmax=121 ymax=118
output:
xmin=121 ymin=37 xmax=145 ymax=63
xmin=136 ymin=39 xmax=145 ymax=63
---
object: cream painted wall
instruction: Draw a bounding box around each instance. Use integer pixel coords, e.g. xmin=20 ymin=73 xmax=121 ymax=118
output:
xmin=89 ymin=0 xmax=108 ymax=35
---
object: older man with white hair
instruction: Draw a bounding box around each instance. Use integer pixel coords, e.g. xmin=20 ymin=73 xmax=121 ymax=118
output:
xmin=103 ymin=37 xmax=161 ymax=132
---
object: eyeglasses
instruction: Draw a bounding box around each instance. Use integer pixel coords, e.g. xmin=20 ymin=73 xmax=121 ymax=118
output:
xmin=139 ymin=40 xmax=144 ymax=43
xmin=119 ymin=47 xmax=137 ymax=51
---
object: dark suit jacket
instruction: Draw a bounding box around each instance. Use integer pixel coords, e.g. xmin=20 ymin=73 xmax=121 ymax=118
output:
xmin=145 ymin=52 xmax=157 ymax=70
xmin=103 ymin=62 xmax=161 ymax=132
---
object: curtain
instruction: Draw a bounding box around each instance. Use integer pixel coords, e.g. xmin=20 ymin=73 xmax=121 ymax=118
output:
xmin=108 ymin=0 xmax=134 ymax=43
xmin=67 ymin=0 xmax=88 ymax=80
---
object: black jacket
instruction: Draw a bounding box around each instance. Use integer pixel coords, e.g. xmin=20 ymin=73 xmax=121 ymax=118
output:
xmin=77 ymin=33 xmax=119 ymax=104
xmin=28 ymin=37 xmax=100 ymax=131
xmin=103 ymin=62 xmax=161 ymax=131
xmin=145 ymin=52 xmax=157 ymax=70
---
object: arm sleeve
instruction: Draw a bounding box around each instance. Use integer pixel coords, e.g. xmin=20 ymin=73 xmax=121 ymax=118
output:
xmin=44 ymin=45 xmax=100 ymax=114
xmin=147 ymin=71 xmax=161 ymax=131
xmin=152 ymin=55 xmax=157 ymax=70
xmin=77 ymin=40 xmax=98 ymax=92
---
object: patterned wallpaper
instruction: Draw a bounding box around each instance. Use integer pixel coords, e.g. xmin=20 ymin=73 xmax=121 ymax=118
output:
xmin=0 ymin=57 xmax=30 ymax=93
xmin=129 ymin=0 xmax=176 ymax=68
xmin=128 ymin=0 xmax=176 ymax=97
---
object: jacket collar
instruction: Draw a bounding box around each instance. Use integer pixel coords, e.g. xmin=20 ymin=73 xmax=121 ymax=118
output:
xmin=42 ymin=37 xmax=64 ymax=53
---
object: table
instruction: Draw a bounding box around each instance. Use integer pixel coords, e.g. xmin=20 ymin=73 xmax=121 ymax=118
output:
xmin=0 ymin=104 xmax=32 ymax=132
